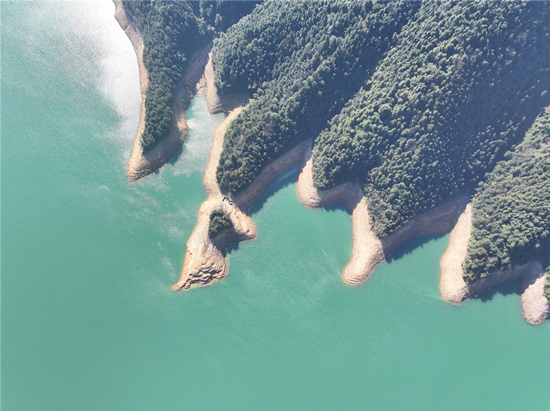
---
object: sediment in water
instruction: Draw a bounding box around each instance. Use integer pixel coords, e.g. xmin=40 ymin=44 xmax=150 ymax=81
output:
xmin=136 ymin=0 xmax=549 ymax=324
xmin=177 ymin=121 xmax=548 ymax=325
xmin=176 ymin=132 xmax=468 ymax=293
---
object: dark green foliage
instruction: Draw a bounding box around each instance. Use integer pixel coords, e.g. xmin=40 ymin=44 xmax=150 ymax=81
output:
xmin=214 ymin=1 xmax=550 ymax=234
xmin=208 ymin=208 xmax=233 ymax=237
xmin=192 ymin=0 xmax=260 ymax=33
xmin=215 ymin=0 xmax=420 ymax=193
xmin=122 ymin=0 xmax=257 ymax=150
xmin=312 ymin=0 xmax=550 ymax=236
xmin=463 ymin=107 xmax=550 ymax=282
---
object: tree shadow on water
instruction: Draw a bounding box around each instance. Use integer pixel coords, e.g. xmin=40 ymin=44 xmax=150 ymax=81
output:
xmin=225 ymin=167 xmax=299 ymax=255
xmin=324 ymin=202 xmax=349 ymax=214
xmin=248 ymin=166 xmax=299 ymax=216
xmin=476 ymin=277 xmax=523 ymax=303
xmin=226 ymin=241 xmax=241 ymax=255
xmin=386 ymin=233 xmax=447 ymax=263
xmin=168 ymin=146 xmax=184 ymax=165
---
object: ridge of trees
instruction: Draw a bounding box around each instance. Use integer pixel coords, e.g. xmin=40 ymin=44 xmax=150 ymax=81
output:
xmin=125 ymin=0 xmax=550 ymax=284
xmin=121 ymin=0 xmax=258 ymax=150
xmin=463 ymin=107 xmax=550 ymax=283
xmin=211 ymin=1 xmax=549 ymax=237
xmin=214 ymin=0 xmax=420 ymax=193
xmin=311 ymin=0 xmax=549 ymax=236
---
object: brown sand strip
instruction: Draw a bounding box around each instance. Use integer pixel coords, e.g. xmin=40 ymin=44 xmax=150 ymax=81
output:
xmin=172 ymin=108 xmax=251 ymax=290
xmin=203 ymin=52 xmax=249 ymax=115
xmin=439 ymin=204 xmax=472 ymax=304
xmin=173 ymin=63 xmax=308 ymax=289
xmin=440 ymin=204 xmax=548 ymax=324
xmin=172 ymin=115 xmax=309 ymax=290
xmin=521 ymin=263 xmax=548 ymax=325
xmin=117 ymin=1 xmax=548 ymax=325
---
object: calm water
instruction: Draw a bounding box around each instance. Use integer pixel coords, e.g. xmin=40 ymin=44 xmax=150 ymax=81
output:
xmin=2 ymin=2 xmax=549 ymax=410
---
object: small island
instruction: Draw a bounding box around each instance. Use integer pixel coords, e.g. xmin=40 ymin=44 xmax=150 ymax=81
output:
xmin=117 ymin=0 xmax=550 ymax=324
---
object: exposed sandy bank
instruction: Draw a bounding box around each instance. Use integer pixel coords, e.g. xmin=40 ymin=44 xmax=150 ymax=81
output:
xmin=202 ymin=52 xmax=249 ymax=115
xmin=440 ymin=203 xmax=548 ymax=323
xmin=297 ymin=145 xmax=469 ymax=286
xmin=172 ymin=56 xmax=546 ymax=301
xmin=439 ymin=204 xmax=472 ymax=304
xmin=176 ymin=117 xmax=545 ymax=324
xmin=173 ymin=114 xmax=309 ymax=290
xmin=114 ymin=0 xmax=211 ymax=181
xmin=296 ymin=140 xmax=361 ymax=210
xmin=177 ymin=133 xmax=470 ymax=291
xmin=114 ymin=0 xmax=147 ymax=95
xmin=521 ymin=263 xmax=548 ymax=325
xmin=464 ymin=261 xmax=547 ymax=325
xmin=173 ymin=108 xmax=255 ymax=290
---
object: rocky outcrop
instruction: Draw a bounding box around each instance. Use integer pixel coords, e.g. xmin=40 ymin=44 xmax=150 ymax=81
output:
xmin=298 ymin=143 xmax=469 ymax=286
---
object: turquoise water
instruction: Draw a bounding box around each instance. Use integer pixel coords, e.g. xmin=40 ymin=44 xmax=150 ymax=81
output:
xmin=2 ymin=2 xmax=549 ymax=410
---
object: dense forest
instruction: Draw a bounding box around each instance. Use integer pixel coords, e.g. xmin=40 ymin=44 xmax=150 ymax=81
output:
xmin=214 ymin=0 xmax=421 ymax=193
xmin=213 ymin=1 xmax=549 ymax=239
xmin=208 ymin=209 xmax=233 ymax=237
xmin=121 ymin=0 xmax=258 ymax=149
xmin=127 ymin=0 xmax=550 ymax=283
xmin=463 ymin=107 xmax=550 ymax=282
xmin=313 ymin=1 xmax=549 ymax=235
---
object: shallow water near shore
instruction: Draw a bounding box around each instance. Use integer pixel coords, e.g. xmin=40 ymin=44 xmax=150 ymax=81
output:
xmin=2 ymin=1 xmax=549 ymax=410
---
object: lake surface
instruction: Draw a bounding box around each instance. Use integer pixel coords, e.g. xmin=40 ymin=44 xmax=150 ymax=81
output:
xmin=2 ymin=1 xmax=549 ymax=410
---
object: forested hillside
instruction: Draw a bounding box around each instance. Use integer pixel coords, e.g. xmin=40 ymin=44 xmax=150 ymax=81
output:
xmin=212 ymin=0 xmax=549 ymax=237
xmin=214 ymin=0 xmax=420 ymax=193
xmin=121 ymin=0 xmax=258 ymax=149
xmin=463 ymin=107 xmax=550 ymax=283
xmin=311 ymin=0 xmax=549 ymax=235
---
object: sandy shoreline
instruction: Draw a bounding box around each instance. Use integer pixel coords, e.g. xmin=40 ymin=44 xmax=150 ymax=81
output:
xmin=297 ymin=148 xmax=469 ymax=285
xmin=202 ymin=52 xmax=249 ymax=115
xmin=173 ymin=114 xmax=311 ymax=288
xmin=521 ymin=265 xmax=549 ymax=325
xmin=114 ymin=0 xmax=211 ymax=182
xmin=440 ymin=203 xmax=548 ymax=323
xmin=177 ymin=127 xmax=467 ymax=295
xmin=439 ymin=204 xmax=472 ymax=304
xmin=172 ymin=107 xmax=256 ymax=290
xmin=177 ymin=117 xmax=549 ymax=324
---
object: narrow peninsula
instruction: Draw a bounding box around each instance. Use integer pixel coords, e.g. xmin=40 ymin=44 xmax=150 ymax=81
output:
xmin=114 ymin=0 xmax=255 ymax=181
